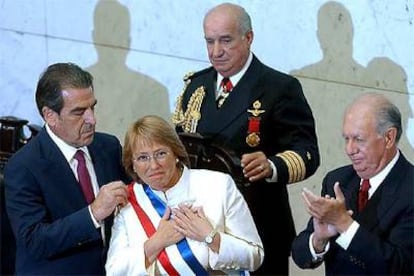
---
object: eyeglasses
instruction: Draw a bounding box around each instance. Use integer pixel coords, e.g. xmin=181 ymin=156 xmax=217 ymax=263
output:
xmin=133 ymin=150 xmax=170 ymax=165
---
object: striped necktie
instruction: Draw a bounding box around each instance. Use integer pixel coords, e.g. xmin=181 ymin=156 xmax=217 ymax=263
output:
xmin=216 ymin=78 xmax=233 ymax=108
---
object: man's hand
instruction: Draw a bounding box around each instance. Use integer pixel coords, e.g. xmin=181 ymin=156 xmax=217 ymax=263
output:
xmin=90 ymin=181 xmax=128 ymax=221
xmin=241 ymin=151 xmax=272 ymax=181
xmin=302 ymin=187 xmax=338 ymax=242
xmin=303 ymin=182 xmax=354 ymax=235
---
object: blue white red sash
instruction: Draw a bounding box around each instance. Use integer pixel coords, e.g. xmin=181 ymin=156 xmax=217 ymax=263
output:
xmin=128 ymin=183 xmax=208 ymax=275
xmin=128 ymin=184 xmax=179 ymax=276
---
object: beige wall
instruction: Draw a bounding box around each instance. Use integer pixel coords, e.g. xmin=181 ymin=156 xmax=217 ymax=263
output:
xmin=86 ymin=0 xmax=171 ymax=141
xmin=2 ymin=1 xmax=412 ymax=275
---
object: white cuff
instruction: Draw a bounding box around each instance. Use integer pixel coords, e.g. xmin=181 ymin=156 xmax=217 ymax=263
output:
xmin=336 ymin=220 xmax=359 ymax=250
xmin=309 ymin=232 xmax=330 ymax=261
xmin=265 ymin=159 xmax=278 ymax=182
xmin=88 ymin=205 xmax=102 ymax=228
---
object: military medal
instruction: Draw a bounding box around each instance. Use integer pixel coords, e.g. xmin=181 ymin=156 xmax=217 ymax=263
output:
xmin=246 ymin=132 xmax=260 ymax=147
xmin=246 ymin=100 xmax=265 ymax=147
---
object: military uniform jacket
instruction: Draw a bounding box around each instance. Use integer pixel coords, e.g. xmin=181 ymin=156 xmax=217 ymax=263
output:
xmin=174 ymin=55 xmax=320 ymax=272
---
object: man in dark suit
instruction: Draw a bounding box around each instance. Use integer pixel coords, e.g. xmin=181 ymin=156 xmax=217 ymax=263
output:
xmin=4 ymin=63 xmax=129 ymax=275
xmin=173 ymin=3 xmax=319 ymax=275
xmin=291 ymin=93 xmax=414 ymax=275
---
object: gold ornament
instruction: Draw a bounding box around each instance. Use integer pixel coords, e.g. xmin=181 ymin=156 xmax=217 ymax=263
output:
xmin=246 ymin=132 xmax=260 ymax=147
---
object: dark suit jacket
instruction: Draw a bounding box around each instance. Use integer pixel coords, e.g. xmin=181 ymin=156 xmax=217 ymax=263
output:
xmin=176 ymin=55 xmax=320 ymax=274
xmin=291 ymin=152 xmax=414 ymax=275
xmin=1 ymin=174 xmax=15 ymax=275
xmin=4 ymin=127 xmax=129 ymax=275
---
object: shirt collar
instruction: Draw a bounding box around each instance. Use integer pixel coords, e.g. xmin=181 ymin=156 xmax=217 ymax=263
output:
xmin=364 ymin=150 xmax=400 ymax=195
xmin=45 ymin=124 xmax=91 ymax=162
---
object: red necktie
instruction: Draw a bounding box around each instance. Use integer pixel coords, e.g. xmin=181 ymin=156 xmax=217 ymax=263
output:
xmin=217 ymin=78 xmax=233 ymax=108
xmin=221 ymin=77 xmax=233 ymax=93
xmin=358 ymin=179 xmax=371 ymax=212
xmin=74 ymin=150 xmax=95 ymax=204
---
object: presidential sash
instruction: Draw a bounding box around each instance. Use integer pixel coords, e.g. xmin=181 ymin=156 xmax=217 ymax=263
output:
xmin=128 ymin=183 xmax=208 ymax=275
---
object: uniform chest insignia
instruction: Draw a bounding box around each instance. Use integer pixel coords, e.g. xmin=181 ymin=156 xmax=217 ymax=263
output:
xmin=246 ymin=100 xmax=265 ymax=147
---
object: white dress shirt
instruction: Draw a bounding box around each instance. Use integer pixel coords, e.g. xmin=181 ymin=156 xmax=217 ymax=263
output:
xmin=45 ymin=124 xmax=103 ymax=231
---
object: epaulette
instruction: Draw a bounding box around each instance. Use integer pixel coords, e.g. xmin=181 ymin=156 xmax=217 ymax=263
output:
xmin=183 ymin=67 xmax=214 ymax=81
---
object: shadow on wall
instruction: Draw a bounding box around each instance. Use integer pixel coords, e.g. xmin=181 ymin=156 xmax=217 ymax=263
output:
xmin=291 ymin=1 xmax=366 ymax=85
xmin=290 ymin=1 xmax=413 ymax=162
xmin=86 ymin=0 xmax=170 ymax=142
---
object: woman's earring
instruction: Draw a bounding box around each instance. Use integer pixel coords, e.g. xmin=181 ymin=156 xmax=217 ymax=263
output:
xmin=176 ymin=158 xmax=179 ymax=164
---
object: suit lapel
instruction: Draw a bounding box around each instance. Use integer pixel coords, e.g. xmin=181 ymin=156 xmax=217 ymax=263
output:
xmin=88 ymin=138 xmax=121 ymax=245
xmin=343 ymin=175 xmax=360 ymax=213
xmin=88 ymin=142 xmax=108 ymax=188
xmin=376 ymin=154 xmax=406 ymax=215
xmin=38 ymin=129 xmax=87 ymax=207
xmin=197 ymin=71 xmax=219 ymax=124
xmin=359 ymin=154 xmax=407 ymax=230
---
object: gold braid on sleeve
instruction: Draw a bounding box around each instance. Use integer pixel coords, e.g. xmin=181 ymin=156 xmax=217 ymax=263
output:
xmin=172 ymin=72 xmax=206 ymax=133
xmin=276 ymin=150 xmax=306 ymax=183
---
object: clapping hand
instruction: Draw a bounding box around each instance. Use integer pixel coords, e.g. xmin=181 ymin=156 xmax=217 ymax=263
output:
xmin=302 ymin=182 xmax=354 ymax=251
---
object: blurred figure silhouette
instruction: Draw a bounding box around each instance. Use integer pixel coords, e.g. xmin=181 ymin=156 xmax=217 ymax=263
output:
xmin=87 ymin=0 xmax=170 ymax=141
xmin=364 ymin=57 xmax=413 ymax=153
xmin=291 ymin=1 xmax=366 ymax=85
xmin=290 ymin=1 xmax=413 ymax=153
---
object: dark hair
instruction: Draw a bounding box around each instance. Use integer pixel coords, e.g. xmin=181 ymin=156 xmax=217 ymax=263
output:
xmin=35 ymin=62 xmax=94 ymax=117
xmin=123 ymin=115 xmax=190 ymax=182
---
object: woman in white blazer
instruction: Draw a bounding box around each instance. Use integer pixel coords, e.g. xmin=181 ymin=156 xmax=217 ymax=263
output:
xmin=105 ymin=115 xmax=264 ymax=275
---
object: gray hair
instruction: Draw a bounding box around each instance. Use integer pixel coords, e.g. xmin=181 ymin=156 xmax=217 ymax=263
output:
xmin=205 ymin=3 xmax=252 ymax=35
xmin=351 ymin=93 xmax=402 ymax=143
xmin=237 ymin=5 xmax=252 ymax=34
